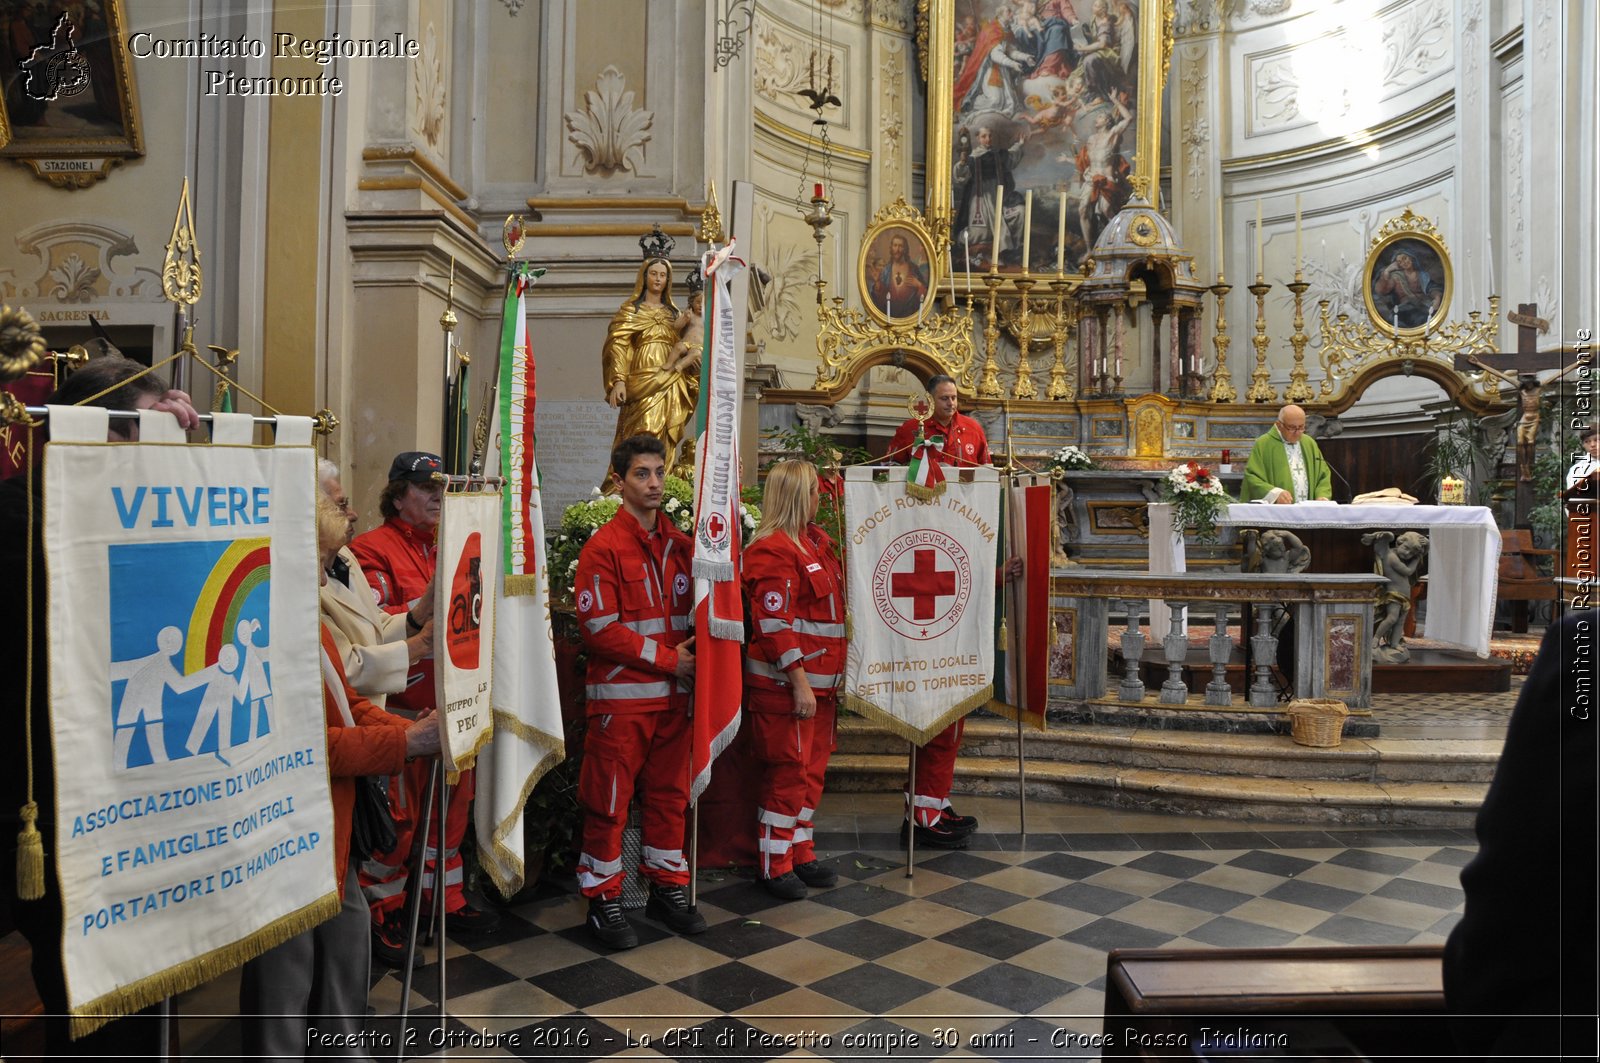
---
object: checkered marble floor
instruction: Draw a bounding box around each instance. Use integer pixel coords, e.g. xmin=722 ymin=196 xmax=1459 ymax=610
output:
xmin=185 ymin=798 xmax=1476 ymax=1062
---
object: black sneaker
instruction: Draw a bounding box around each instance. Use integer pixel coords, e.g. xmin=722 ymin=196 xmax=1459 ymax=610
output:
xmin=371 ymin=916 xmax=418 ymax=968
xmin=761 ymin=871 xmax=808 ymax=900
xmin=899 ymin=818 xmax=971 ymax=850
xmin=645 ymin=884 xmax=708 ymax=934
xmin=939 ymin=805 xmax=979 ymax=834
xmin=587 ymin=897 xmax=639 ymax=950
xmin=445 ymin=902 xmax=502 ymax=937
xmin=792 ymin=861 xmax=838 ymax=888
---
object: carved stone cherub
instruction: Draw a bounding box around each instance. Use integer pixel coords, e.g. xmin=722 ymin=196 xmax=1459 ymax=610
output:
xmin=1363 ymin=529 xmax=1429 ymax=663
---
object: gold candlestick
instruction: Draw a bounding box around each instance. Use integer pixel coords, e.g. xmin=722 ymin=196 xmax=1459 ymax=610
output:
xmin=1207 ymin=282 xmax=1237 ymax=403
xmin=1046 ymin=274 xmax=1075 ymax=400
xmin=1011 ymin=275 xmax=1039 ymax=400
xmin=1245 ymin=275 xmax=1277 ymax=403
xmin=978 ymin=270 xmax=1005 ymax=398
xmin=1283 ymin=273 xmax=1314 ymax=402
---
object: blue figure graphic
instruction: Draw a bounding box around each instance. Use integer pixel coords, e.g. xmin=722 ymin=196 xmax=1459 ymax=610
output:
xmin=109 ymin=625 xmax=203 ymax=769
xmin=237 ymin=618 xmax=273 ymax=741
xmin=183 ymin=643 xmax=244 ymax=765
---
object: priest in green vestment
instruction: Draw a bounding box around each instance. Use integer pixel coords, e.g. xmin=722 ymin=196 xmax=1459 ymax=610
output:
xmin=1240 ymin=404 xmax=1333 ymax=504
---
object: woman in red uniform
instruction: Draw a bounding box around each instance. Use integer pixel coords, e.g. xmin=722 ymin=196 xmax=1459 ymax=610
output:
xmin=742 ymin=460 xmax=847 ymax=899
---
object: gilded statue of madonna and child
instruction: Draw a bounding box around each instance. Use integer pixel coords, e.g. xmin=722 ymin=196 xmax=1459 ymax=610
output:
xmin=600 ymin=227 xmax=704 ymax=490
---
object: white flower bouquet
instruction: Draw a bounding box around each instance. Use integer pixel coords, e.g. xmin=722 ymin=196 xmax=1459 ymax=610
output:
xmin=1159 ymin=461 xmax=1228 ymax=543
xmin=1046 ymin=445 xmax=1094 ymax=473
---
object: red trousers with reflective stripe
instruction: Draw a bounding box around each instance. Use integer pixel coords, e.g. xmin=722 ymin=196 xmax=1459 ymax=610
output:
xmin=748 ymin=693 xmax=837 ymax=876
xmin=358 ymin=760 xmax=473 ymax=920
xmin=576 ymin=710 xmax=692 ymax=899
xmin=908 ymin=717 xmax=964 ymax=826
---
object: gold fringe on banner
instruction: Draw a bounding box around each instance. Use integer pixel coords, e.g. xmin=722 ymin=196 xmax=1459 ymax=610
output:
xmin=448 ymin=716 xmax=499 ymax=775
xmin=842 ymin=684 xmax=993 ymax=748
xmin=904 ymin=480 xmax=945 ymax=502
xmin=502 ymin=574 xmax=541 ymax=597
xmin=68 ymin=891 xmax=340 ymax=1039
xmin=984 ymin=698 xmax=1046 ymax=732
xmin=478 ymin=714 xmax=566 ymax=898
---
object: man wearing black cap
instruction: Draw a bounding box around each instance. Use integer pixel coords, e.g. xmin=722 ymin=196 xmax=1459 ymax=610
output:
xmin=351 ymin=451 xmax=499 ymax=962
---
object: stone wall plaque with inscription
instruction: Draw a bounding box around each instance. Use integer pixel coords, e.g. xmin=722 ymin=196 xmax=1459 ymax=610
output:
xmin=533 ymin=400 xmax=616 ymax=530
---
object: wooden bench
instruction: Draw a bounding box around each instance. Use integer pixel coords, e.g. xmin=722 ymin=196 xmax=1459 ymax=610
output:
xmin=1103 ymin=944 xmax=1446 ymax=1060
xmin=1498 ymin=528 xmax=1557 ymax=632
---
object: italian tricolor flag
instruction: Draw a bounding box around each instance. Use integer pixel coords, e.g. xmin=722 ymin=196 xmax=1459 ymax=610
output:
xmin=905 ymin=428 xmax=947 ymax=500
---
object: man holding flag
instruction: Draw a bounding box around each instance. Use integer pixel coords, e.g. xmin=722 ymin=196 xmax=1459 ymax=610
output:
xmin=573 ymin=435 xmax=704 ymax=950
xmin=883 ymin=374 xmax=1000 ymax=849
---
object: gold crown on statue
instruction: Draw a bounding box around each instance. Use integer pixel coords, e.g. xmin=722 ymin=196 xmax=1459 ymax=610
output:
xmin=639 ymin=223 xmax=675 ymax=262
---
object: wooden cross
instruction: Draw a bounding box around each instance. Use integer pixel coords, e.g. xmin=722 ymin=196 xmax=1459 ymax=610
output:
xmin=1451 ymin=303 xmax=1560 ymax=375
xmin=1452 ymin=303 xmax=1591 ymax=523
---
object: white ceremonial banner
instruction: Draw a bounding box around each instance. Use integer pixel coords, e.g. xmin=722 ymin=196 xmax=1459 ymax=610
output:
xmin=433 ymin=489 xmax=501 ymax=772
xmin=842 ymin=467 xmax=1000 ymax=744
xmin=44 ymin=430 xmax=330 ymax=1034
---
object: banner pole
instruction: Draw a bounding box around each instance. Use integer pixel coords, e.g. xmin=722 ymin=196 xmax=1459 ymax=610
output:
xmin=157 ymin=996 xmax=171 ymax=1062
xmin=904 ymin=742 xmax=917 ymax=878
xmin=436 ymin=769 xmax=449 ymax=1042
xmin=395 ymin=761 xmax=439 ymax=1057
xmin=689 ymin=802 xmax=700 ymax=907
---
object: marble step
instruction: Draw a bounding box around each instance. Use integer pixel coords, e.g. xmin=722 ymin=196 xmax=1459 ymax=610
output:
xmin=823 ymin=751 xmax=1486 ymax=827
xmin=836 ymin=718 xmax=1502 ymax=785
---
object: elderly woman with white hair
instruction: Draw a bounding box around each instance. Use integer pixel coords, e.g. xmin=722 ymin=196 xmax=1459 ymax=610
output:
xmin=316 ymin=459 xmax=434 ymax=710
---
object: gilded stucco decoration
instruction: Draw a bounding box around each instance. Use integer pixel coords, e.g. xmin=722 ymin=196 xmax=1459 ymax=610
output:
xmin=877 ymin=40 xmax=906 ymax=198
xmin=565 ymin=65 xmax=654 ymax=176
xmin=8 ymin=222 xmax=158 ymax=301
xmin=752 ymin=241 xmax=820 ymax=343
xmin=1250 ymin=0 xmax=1451 ymax=135
xmin=1179 ymin=46 xmax=1207 ymax=202
xmin=414 ymin=22 xmax=447 ymax=151
xmin=1505 ymin=101 xmax=1523 ymax=264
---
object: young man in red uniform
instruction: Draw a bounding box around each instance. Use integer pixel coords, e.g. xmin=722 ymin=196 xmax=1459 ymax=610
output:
xmin=743 ymin=460 xmax=847 ymax=899
xmin=351 ymin=451 xmax=498 ymax=964
xmin=884 ymin=376 xmax=994 ymax=849
xmin=574 ymin=434 xmax=705 ymax=949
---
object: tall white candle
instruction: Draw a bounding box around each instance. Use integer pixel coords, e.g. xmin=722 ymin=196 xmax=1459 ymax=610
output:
xmin=1294 ymin=194 xmax=1302 ymax=273
xmin=1022 ymin=190 xmax=1033 ymax=269
xmin=1485 ymin=231 xmax=1496 ymax=297
xmin=1057 ymin=191 xmax=1068 ymax=274
xmin=1215 ymin=197 xmax=1225 ymax=279
xmin=948 ymin=246 xmax=957 ymax=304
xmin=993 ymin=186 xmax=1005 ymax=266
xmin=1255 ymin=198 xmax=1263 ymax=278
xmin=964 ymin=231 xmax=972 ymax=292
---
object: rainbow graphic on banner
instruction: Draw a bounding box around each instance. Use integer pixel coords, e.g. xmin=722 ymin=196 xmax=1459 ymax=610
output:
xmin=108 ymin=537 xmax=274 ymax=770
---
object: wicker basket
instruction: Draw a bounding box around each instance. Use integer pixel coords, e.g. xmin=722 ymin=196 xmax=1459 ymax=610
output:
xmin=1286 ymin=698 xmax=1350 ymax=748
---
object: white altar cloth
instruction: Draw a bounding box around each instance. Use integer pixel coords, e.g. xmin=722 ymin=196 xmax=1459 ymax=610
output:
xmin=1148 ymin=503 xmax=1501 ymax=657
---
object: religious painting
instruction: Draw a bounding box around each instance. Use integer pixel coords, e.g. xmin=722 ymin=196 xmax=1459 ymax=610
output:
xmin=0 ymin=0 xmax=144 ymax=187
xmin=925 ymin=0 xmax=1167 ymax=282
xmin=1363 ymin=231 xmax=1451 ymax=336
xmin=859 ymin=211 xmax=941 ymax=326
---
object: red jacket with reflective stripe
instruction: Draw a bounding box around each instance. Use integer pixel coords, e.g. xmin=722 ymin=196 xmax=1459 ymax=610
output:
xmin=350 ymin=517 xmax=436 ymax=712
xmin=742 ymin=523 xmax=846 ymax=711
xmin=574 ymin=507 xmax=694 ymax=715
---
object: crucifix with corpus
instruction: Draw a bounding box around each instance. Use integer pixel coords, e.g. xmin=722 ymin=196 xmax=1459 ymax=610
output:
xmin=1454 ymin=303 xmax=1589 ymax=520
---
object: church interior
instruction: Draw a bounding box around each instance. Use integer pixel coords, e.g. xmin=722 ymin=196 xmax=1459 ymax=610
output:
xmin=1 ymin=0 xmax=1595 ymax=1058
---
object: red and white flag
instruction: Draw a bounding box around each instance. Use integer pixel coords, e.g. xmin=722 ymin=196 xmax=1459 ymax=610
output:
xmin=689 ymin=245 xmax=748 ymax=802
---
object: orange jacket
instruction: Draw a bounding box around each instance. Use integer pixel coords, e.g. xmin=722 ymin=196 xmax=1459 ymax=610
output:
xmin=743 ymin=523 xmax=846 ymax=710
xmin=350 ymin=517 xmax=436 ymax=711
xmin=319 ymin=625 xmax=409 ymax=895
xmin=886 ymin=411 xmax=991 ymax=467
xmin=574 ymin=508 xmax=695 ymax=714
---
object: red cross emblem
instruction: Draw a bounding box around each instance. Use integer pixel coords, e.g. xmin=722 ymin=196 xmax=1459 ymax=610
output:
xmin=701 ymin=510 xmax=729 ymax=547
xmin=871 ymin=529 xmax=972 ymax=641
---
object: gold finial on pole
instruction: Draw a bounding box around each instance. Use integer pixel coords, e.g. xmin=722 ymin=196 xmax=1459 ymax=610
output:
xmin=440 ymin=257 xmax=458 ymax=332
xmin=162 ymin=177 xmax=203 ymax=309
xmin=699 ymin=180 xmax=725 ymax=245
xmin=502 ymin=214 xmax=526 ymax=262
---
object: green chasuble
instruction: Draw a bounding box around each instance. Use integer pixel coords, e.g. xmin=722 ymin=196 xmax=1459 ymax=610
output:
xmin=1240 ymin=426 xmax=1333 ymax=503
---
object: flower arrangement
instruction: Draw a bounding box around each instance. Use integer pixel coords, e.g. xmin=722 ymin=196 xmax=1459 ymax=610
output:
xmin=1045 ymin=445 xmax=1094 ymax=473
xmin=1159 ymin=461 xmax=1229 ymax=543
xmin=546 ymin=474 xmax=761 ymax=600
